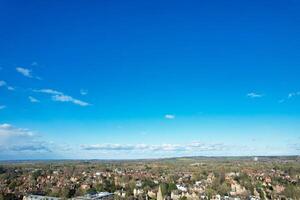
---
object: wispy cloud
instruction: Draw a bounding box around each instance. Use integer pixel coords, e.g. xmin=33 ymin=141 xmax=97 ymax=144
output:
xmin=278 ymin=99 xmax=285 ymax=104
xmin=31 ymin=62 xmax=38 ymax=67
xmin=34 ymin=88 xmax=90 ymax=106
xmin=0 ymin=123 xmax=35 ymax=152
xmin=247 ymin=92 xmax=263 ymax=98
xmin=33 ymin=89 xmax=62 ymax=95
xmin=82 ymin=144 xmax=136 ymax=151
xmin=52 ymin=94 xmax=90 ymax=106
xmin=0 ymin=80 xmax=15 ymax=91
xmin=16 ymin=67 xmax=41 ymax=79
xmin=81 ymin=142 xmax=227 ymax=153
xmin=0 ymin=123 xmax=34 ymax=137
xmin=0 ymin=105 xmax=6 ymax=110
xmin=7 ymin=86 xmax=15 ymax=91
xmin=0 ymin=80 xmax=6 ymax=87
xmin=278 ymin=91 xmax=300 ymax=103
xmin=80 ymin=89 xmax=88 ymax=96
xmin=0 ymin=123 xmax=52 ymax=154
xmin=165 ymin=114 xmax=175 ymax=119
xmin=16 ymin=67 xmax=33 ymax=78
xmin=288 ymin=92 xmax=300 ymax=99
xmin=28 ymin=96 xmax=40 ymax=103
xmin=10 ymin=143 xmax=51 ymax=152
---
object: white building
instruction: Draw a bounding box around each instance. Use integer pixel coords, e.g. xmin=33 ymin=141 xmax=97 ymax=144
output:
xmin=23 ymin=192 xmax=113 ymax=200
xmin=71 ymin=192 xmax=114 ymax=200
xmin=176 ymin=184 xmax=188 ymax=192
xmin=23 ymin=195 xmax=61 ymax=200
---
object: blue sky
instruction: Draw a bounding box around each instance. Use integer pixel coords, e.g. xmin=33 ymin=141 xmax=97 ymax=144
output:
xmin=0 ymin=0 xmax=300 ymax=159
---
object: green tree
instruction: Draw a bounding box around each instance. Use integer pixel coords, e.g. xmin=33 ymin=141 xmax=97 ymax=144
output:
xmin=206 ymin=188 xmax=216 ymax=199
xmin=60 ymin=187 xmax=72 ymax=198
xmin=86 ymin=188 xmax=97 ymax=194
xmin=283 ymin=185 xmax=300 ymax=199
xmin=167 ymin=183 xmax=177 ymax=193
xmin=217 ymin=182 xmax=230 ymax=196
xmin=159 ymin=183 xmax=168 ymax=196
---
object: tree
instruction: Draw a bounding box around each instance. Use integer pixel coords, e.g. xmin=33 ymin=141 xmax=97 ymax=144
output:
xmin=159 ymin=183 xmax=168 ymax=196
xmin=217 ymin=182 xmax=230 ymax=196
xmin=167 ymin=183 xmax=177 ymax=193
xmin=95 ymin=183 xmax=104 ymax=192
xmin=75 ymin=187 xmax=84 ymax=197
xmin=143 ymin=179 xmax=156 ymax=189
xmin=0 ymin=166 xmax=5 ymax=174
xmin=60 ymin=187 xmax=72 ymax=198
xmin=257 ymin=188 xmax=266 ymax=200
xmin=31 ymin=170 xmax=42 ymax=181
xmin=86 ymin=188 xmax=97 ymax=194
xmin=283 ymin=185 xmax=300 ymax=199
xmin=206 ymin=188 xmax=216 ymax=199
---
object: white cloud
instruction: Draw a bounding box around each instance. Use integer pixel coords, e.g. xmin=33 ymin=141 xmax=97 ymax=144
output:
xmin=81 ymin=144 xmax=136 ymax=151
xmin=7 ymin=86 xmax=15 ymax=91
xmin=31 ymin=62 xmax=38 ymax=66
xmin=0 ymin=105 xmax=6 ymax=110
xmin=28 ymin=96 xmax=40 ymax=103
xmin=0 ymin=123 xmax=11 ymax=129
xmin=10 ymin=142 xmax=51 ymax=152
xmin=16 ymin=67 xmax=41 ymax=79
xmin=278 ymin=99 xmax=285 ymax=104
xmin=0 ymin=123 xmax=52 ymax=154
xmin=0 ymin=123 xmax=34 ymax=137
xmin=0 ymin=80 xmax=6 ymax=87
xmin=16 ymin=67 xmax=32 ymax=78
xmin=288 ymin=92 xmax=300 ymax=99
xmin=33 ymin=89 xmax=62 ymax=95
xmin=52 ymin=94 xmax=90 ymax=106
xmin=278 ymin=92 xmax=300 ymax=103
xmin=165 ymin=114 xmax=175 ymax=119
xmin=81 ymin=142 xmax=227 ymax=153
xmin=0 ymin=80 xmax=15 ymax=91
xmin=0 ymin=124 xmax=73 ymax=158
xmin=247 ymin=92 xmax=263 ymax=98
xmin=80 ymin=89 xmax=88 ymax=96
xmin=0 ymin=123 xmax=35 ymax=148
xmin=34 ymin=88 xmax=90 ymax=106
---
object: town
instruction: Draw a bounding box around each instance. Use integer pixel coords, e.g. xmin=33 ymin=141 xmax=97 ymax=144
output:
xmin=1 ymin=157 xmax=300 ymax=200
